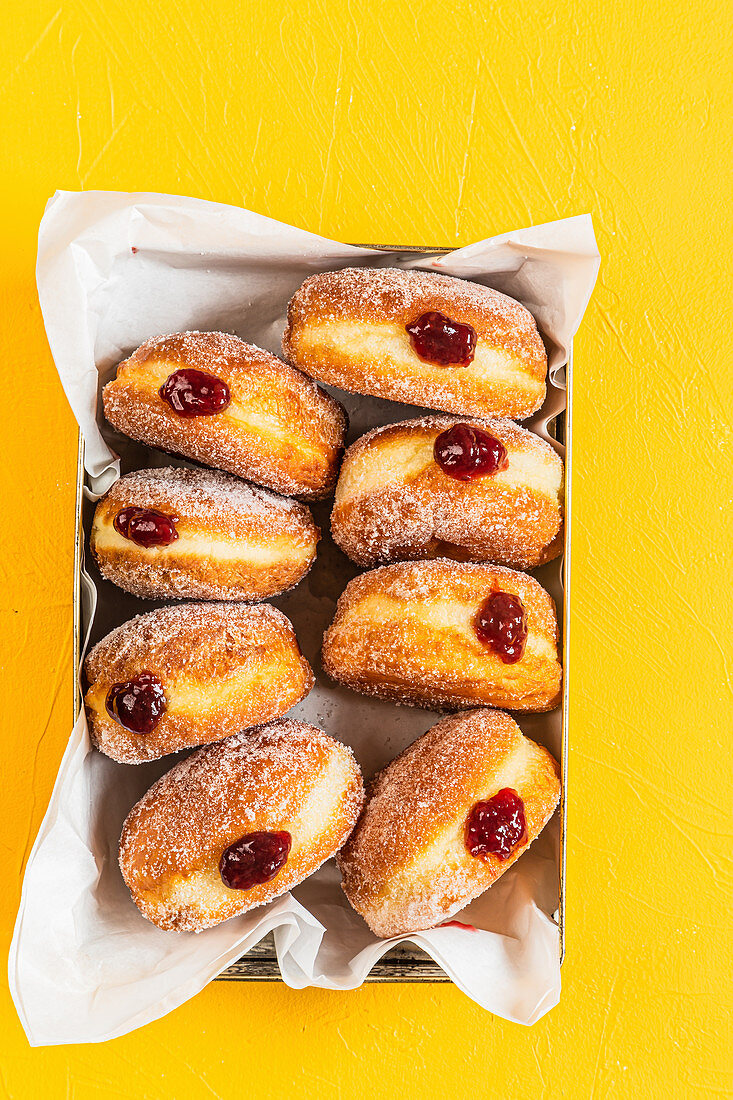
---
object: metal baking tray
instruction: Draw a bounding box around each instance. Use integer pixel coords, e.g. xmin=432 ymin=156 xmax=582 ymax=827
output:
xmin=71 ymin=246 xmax=570 ymax=984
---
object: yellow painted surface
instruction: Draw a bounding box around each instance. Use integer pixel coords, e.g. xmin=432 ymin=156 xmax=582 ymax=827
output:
xmin=1 ymin=1 xmax=731 ymax=1096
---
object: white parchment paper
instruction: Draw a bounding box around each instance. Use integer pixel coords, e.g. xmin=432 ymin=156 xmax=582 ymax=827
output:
xmin=10 ymin=192 xmax=599 ymax=1045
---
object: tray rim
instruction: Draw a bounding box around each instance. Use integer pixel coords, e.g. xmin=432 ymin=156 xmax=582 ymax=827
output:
xmin=71 ymin=245 xmax=570 ymax=984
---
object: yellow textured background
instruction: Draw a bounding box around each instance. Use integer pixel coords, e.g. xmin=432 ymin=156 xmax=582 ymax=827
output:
xmin=2 ymin=1 xmax=731 ymax=1096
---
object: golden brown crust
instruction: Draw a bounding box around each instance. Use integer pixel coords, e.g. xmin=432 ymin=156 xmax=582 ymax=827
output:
xmin=337 ymin=709 xmax=560 ymax=937
xmin=321 ymin=560 xmax=561 ymax=712
xmin=102 ymin=331 xmax=347 ymax=499
xmin=84 ymin=603 xmax=314 ymax=763
xmin=119 ymin=720 xmax=364 ymax=932
xmin=331 ymin=416 xmax=563 ymax=570
xmin=90 ymin=466 xmax=320 ymax=600
xmin=283 ymin=268 xmax=547 ymax=419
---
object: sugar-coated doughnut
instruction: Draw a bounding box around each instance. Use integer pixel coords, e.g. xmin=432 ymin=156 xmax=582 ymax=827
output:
xmin=84 ymin=603 xmax=313 ymax=763
xmin=90 ymin=466 xmax=320 ymax=600
xmin=338 ymin=709 xmax=560 ymax=937
xmin=119 ymin=720 xmax=364 ymax=932
xmin=331 ymin=416 xmax=563 ymax=570
xmin=283 ymin=268 xmax=547 ymax=419
xmin=322 ymin=560 xmax=561 ymax=712
xmin=103 ymin=331 xmax=347 ymax=499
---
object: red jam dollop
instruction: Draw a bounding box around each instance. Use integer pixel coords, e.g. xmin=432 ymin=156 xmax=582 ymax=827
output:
xmin=475 ymin=591 xmax=528 ymax=664
xmin=113 ymin=507 xmax=179 ymax=548
xmin=105 ymin=671 xmax=167 ymax=734
xmin=466 ymin=789 xmax=527 ymax=860
xmin=433 ymin=423 xmax=508 ymax=481
xmin=159 ymin=368 xmax=231 ymax=417
xmin=219 ymin=831 xmax=292 ymax=891
xmin=406 ymin=311 xmax=477 ymax=367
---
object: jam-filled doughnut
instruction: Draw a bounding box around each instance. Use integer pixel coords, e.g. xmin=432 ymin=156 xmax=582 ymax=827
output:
xmin=283 ymin=268 xmax=547 ymax=420
xmin=331 ymin=416 xmax=563 ymax=570
xmin=322 ymin=560 xmax=561 ymax=712
xmin=119 ymin=720 xmax=364 ymax=932
xmin=90 ymin=466 xmax=320 ymax=600
xmin=338 ymin=709 xmax=560 ymax=937
xmin=103 ymin=331 xmax=347 ymax=499
xmin=84 ymin=603 xmax=313 ymax=763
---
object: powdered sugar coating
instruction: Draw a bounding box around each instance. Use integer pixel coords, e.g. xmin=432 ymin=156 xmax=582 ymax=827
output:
xmin=85 ymin=601 xmax=292 ymax=675
xmin=138 ymin=330 xmax=267 ymax=370
xmin=283 ymin=268 xmax=547 ymax=419
xmin=119 ymin=719 xmax=364 ymax=932
xmin=348 ymin=414 xmax=556 ymax=457
xmin=102 ymin=466 xmax=311 ymax=525
xmin=103 ymin=331 xmax=347 ymax=499
xmin=332 ymin=415 xmax=563 ymax=570
xmin=285 ymin=268 xmax=545 ymax=364
xmin=322 ymin=559 xmax=561 ymax=712
xmin=84 ymin=603 xmax=314 ymax=763
xmin=337 ymin=709 xmax=560 ymax=937
xmin=91 ymin=466 xmax=319 ymax=600
xmin=330 ymin=559 xmax=559 ymax=639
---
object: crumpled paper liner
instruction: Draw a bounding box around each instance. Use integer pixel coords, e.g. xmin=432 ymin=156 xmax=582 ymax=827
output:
xmin=9 ymin=192 xmax=599 ymax=1045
